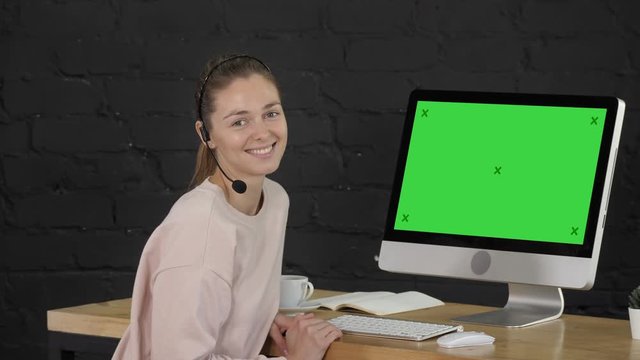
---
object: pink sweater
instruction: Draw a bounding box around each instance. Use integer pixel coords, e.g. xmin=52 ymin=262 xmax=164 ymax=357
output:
xmin=112 ymin=178 xmax=289 ymax=360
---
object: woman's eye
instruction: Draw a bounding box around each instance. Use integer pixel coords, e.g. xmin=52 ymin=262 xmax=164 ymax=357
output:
xmin=265 ymin=111 xmax=279 ymax=119
xmin=232 ymin=119 xmax=247 ymax=127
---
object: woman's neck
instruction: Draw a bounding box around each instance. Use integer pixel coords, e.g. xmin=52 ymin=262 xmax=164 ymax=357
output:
xmin=209 ymin=171 xmax=264 ymax=216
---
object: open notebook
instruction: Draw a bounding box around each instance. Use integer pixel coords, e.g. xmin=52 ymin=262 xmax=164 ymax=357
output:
xmin=306 ymin=291 xmax=444 ymax=316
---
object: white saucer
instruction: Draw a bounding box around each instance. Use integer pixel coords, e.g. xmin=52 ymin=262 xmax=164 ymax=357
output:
xmin=279 ymin=302 xmax=321 ymax=313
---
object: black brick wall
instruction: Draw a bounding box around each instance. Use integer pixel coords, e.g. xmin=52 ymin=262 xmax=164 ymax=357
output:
xmin=1 ymin=0 xmax=639 ymax=358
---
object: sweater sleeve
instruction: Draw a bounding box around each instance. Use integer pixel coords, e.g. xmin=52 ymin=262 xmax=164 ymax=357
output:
xmin=150 ymin=265 xmax=286 ymax=360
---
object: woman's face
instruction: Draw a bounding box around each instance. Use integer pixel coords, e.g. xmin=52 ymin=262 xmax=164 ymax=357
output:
xmin=206 ymin=73 xmax=287 ymax=179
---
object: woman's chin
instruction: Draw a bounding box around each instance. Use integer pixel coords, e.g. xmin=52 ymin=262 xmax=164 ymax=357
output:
xmin=242 ymin=163 xmax=282 ymax=178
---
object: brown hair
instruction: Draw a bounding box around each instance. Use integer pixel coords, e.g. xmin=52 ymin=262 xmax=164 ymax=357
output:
xmin=189 ymin=55 xmax=279 ymax=188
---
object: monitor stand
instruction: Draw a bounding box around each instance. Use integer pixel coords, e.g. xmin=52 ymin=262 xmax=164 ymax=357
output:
xmin=453 ymin=283 xmax=564 ymax=328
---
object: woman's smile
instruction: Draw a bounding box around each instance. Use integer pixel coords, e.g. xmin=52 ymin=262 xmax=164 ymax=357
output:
xmin=246 ymin=142 xmax=276 ymax=158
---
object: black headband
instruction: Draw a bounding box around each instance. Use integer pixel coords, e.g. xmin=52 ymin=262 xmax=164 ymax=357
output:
xmin=197 ymin=55 xmax=271 ymax=123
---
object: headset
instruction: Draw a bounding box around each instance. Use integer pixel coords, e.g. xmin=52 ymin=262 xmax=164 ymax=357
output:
xmin=197 ymin=55 xmax=272 ymax=194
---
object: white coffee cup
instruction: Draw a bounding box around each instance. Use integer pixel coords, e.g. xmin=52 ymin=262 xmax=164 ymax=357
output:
xmin=280 ymin=275 xmax=314 ymax=308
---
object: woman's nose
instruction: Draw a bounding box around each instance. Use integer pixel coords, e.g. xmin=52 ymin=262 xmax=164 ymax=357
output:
xmin=252 ymin=118 xmax=270 ymax=139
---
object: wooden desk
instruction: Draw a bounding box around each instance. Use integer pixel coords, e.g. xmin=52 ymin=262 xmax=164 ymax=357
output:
xmin=48 ymin=290 xmax=640 ymax=359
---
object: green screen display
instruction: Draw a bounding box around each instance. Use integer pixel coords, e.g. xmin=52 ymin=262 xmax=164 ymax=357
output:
xmin=394 ymin=101 xmax=607 ymax=245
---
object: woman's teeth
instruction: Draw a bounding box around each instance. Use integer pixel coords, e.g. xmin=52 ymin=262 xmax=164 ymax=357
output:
xmin=247 ymin=144 xmax=273 ymax=155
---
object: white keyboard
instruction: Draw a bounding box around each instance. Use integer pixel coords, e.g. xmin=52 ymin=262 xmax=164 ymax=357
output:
xmin=328 ymin=314 xmax=463 ymax=341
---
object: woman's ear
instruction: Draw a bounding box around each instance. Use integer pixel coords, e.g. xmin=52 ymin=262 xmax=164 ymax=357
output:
xmin=195 ymin=120 xmax=215 ymax=149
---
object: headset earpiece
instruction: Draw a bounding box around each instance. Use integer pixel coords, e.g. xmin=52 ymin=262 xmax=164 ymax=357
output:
xmin=199 ymin=123 xmax=210 ymax=142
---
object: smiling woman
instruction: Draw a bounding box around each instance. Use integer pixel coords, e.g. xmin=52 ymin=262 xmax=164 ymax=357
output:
xmin=191 ymin=55 xmax=281 ymax=194
xmin=111 ymin=55 xmax=342 ymax=360
xmin=197 ymin=77 xmax=287 ymax=201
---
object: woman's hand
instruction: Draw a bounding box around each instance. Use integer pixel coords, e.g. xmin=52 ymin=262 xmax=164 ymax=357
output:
xmin=269 ymin=312 xmax=303 ymax=356
xmin=284 ymin=313 xmax=342 ymax=360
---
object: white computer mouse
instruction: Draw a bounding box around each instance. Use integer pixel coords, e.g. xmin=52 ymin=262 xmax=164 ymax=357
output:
xmin=437 ymin=331 xmax=495 ymax=348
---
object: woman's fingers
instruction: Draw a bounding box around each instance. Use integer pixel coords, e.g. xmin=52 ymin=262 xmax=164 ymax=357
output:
xmin=324 ymin=326 xmax=343 ymax=342
xmin=293 ymin=312 xmax=315 ymax=322
xmin=296 ymin=318 xmax=342 ymax=346
xmin=284 ymin=316 xmax=342 ymax=360
xmin=273 ymin=313 xmax=294 ymax=329
xmin=269 ymin=322 xmax=288 ymax=356
xmin=313 ymin=322 xmax=342 ymax=345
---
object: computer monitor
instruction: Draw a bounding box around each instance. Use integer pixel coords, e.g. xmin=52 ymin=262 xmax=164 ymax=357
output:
xmin=378 ymin=90 xmax=625 ymax=327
